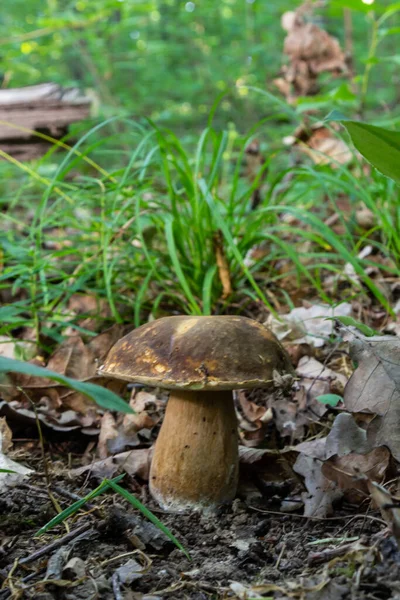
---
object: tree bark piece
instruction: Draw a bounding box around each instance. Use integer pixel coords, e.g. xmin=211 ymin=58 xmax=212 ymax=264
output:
xmin=0 ymin=83 xmax=91 ymax=160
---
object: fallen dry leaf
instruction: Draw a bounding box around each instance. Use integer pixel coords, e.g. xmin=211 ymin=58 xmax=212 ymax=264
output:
xmin=0 ymin=336 xmax=35 ymax=361
xmin=95 ymin=389 xmax=161 ymax=457
xmin=367 ymin=481 xmax=400 ymax=543
xmin=237 ymin=390 xmax=271 ymax=424
xmin=0 ymin=417 xmax=33 ymax=490
xmin=66 ymin=293 xmax=113 ymax=333
xmin=296 ymin=413 xmax=372 ymax=461
xmin=293 ymin=452 xmax=342 ymax=517
xmin=0 ymin=328 xmax=128 ymax=431
xmin=46 ymin=336 xmax=96 ymax=380
xmin=267 ymin=302 xmax=352 ymax=347
xmin=344 ymin=335 xmax=400 ymax=461
xmin=284 ymin=123 xmax=352 ymax=167
xmin=275 ymin=6 xmax=347 ymax=102
xmin=0 ymin=417 xmax=12 ymax=453
xmin=326 ymin=413 xmax=371 ymax=458
xmin=213 ymin=230 xmax=232 ymax=299
xmin=295 ymin=413 xmax=391 ymax=508
xmin=322 ymin=447 xmax=390 ymax=495
xmin=72 ymin=448 xmax=151 ymax=480
xmin=297 ymin=355 xmax=347 ymax=397
xmin=266 ymin=355 xmax=347 ymax=443
xmin=98 ymin=412 xmax=119 ymax=459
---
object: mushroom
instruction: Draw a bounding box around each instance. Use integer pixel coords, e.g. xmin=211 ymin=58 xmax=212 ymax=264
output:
xmin=99 ymin=315 xmax=293 ymax=512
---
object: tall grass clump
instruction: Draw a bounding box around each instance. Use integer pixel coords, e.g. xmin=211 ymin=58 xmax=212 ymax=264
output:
xmin=1 ymin=114 xmax=399 ymax=348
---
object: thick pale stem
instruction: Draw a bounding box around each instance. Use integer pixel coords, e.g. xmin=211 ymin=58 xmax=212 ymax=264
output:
xmin=149 ymin=390 xmax=238 ymax=512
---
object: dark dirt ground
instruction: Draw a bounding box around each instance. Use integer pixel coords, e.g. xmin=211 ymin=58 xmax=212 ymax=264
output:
xmin=1 ymin=443 xmax=400 ymax=600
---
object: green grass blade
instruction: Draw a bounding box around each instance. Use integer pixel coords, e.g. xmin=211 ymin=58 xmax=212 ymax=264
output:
xmin=134 ymin=268 xmax=154 ymax=327
xmin=106 ymin=479 xmax=191 ymax=560
xmin=35 ymin=475 xmax=125 ymax=536
xmin=0 ymin=357 xmax=133 ymax=414
xmin=164 ymin=215 xmax=202 ymax=315
xmin=202 ymin=265 xmax=217 ymax=315
xmin=199 ymin=180 xmax=277 ymax=315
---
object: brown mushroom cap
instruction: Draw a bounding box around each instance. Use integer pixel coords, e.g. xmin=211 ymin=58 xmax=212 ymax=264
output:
xmin=99 ymin=315 xmax=292 ymax=391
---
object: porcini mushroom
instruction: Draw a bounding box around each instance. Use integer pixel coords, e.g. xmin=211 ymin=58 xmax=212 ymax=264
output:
xmin=99 ymin=316 xmax=292 ymax=512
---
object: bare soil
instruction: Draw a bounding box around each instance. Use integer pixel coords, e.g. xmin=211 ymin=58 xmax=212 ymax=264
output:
xmin=1 ymin=447 xmax=399 ymax=600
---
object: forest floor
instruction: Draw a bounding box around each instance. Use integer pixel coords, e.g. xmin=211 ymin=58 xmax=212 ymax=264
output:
xmin=2 ymin=320 xmax=400 ymax=600
xmin=1 ymin=449 xmax=398 ymax=600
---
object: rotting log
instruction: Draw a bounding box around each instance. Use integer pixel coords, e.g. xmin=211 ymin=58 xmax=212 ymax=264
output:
xmin=0 ymin=82 xmax=91 ymax=161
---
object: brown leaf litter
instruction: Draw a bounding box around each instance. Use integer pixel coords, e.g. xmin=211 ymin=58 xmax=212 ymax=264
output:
xmin=0 ymin=326 xmax=127 ymax=432
xmin=344 ymin=334 xmax=400 ymax=461
xmin=274 ymin=2 xmax=348 ymax=103
xmin=283 ymin=121 xmax=353 ymax=167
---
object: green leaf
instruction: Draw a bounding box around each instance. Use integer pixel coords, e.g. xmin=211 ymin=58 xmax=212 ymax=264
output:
xmin=316 ymin=394 xmax=343 ymax=407
xmin=0 ymin=357 xmax=133 ymax=414
xmin=325 ymin=315 xmax=379 ymax=337
xmin=106 ymin=479 xmax=191 ymax=560
xmin=327 ymin=112 xmax=400 ymax=186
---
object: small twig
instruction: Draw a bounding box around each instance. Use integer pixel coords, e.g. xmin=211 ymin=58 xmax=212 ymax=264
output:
xmin=100 ymin=549 xmax=151 ymax=570
xmin=249 ymin=506 xmax=386 ymax=526
xmin=275 ymin=542 xmax=286 ymax=569
xmin=0 ymin=568 xmax=47 ymax=600
xmin=53 ymin=484 xmax=95 ymax=512
xmin=308 ymin=536 xmax=368 ymax=566
xmin=18 ymin=523 xmax=92 ymax=567
xmin=153 ymin=580 xmax=229 ymax=596
xmin=213 ymin=230 xmax=232 ymax=299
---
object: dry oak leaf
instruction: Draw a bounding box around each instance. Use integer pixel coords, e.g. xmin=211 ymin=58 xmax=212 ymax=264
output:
xmin=322 ymin=447 xmax=390 ymax=496
xmin=367 ymin=481 xmax=400 ymax=543
xmin=0 ymin=329 xmax=127 ymax=432
xmin=344 ymin=335 xmax=400 ymax=461
xmin=0 ymin=417 xmax=12 ymax=453
xmin=293 ymin=452 xmax=342 ymax=518
xmin=98 ymin=412 xmax=119 ymax=459
xmin=293 ymin=413 xmax=387 ymax=515
xmin=284 ymin=123 xmax=352 ymax=167
xmin=265 ymin=354 xmax=347 ymax=443
xmin=72 ymin=448 xmax=151 ymax=481
xmin=267 ymin=302 xmax=352 ymax=347
xmin=0 ymin=417 xmax=33 ymax=490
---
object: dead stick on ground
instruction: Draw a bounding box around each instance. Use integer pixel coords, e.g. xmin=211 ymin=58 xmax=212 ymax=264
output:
xmin=213 ymin=230 xmax=232 ymax=299
xmin=249 ymin=506 xmax=386 ymax=526
xmin=9 ymin=523 xmax=93 ymax=571
xmin=308 ymin=536 xmax=368 ymax=566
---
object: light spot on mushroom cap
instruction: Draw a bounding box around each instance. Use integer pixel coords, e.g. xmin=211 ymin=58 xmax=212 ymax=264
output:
xmin=175 ymin=317 xmax=199 ymax=337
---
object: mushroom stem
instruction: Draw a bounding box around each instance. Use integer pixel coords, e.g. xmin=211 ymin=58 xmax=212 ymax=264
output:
xmin=149 ymin=390 xmax=238 ymax=512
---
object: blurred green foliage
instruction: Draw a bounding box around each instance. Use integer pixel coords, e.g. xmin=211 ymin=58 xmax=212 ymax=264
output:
xmin=0 ymin=0 xmax=353 ymax=130
xmin=2 ymin=0 xmax=400 ymax=132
